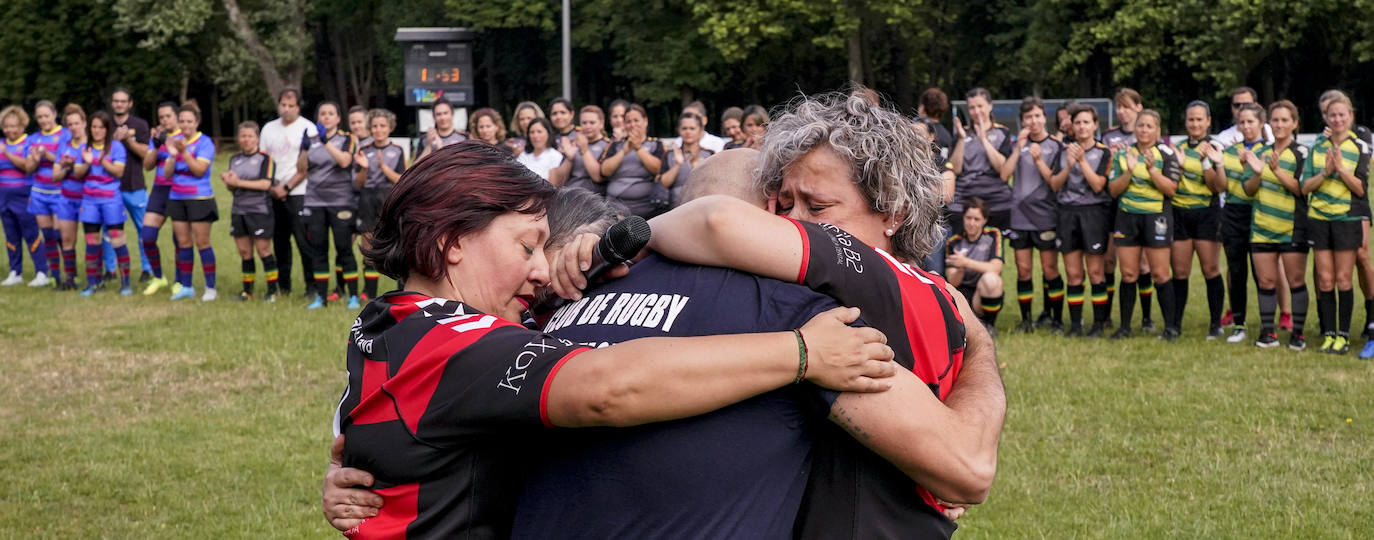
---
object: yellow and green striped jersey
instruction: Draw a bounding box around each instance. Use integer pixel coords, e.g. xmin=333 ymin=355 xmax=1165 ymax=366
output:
xmin=1111 ymin=143 xmax=1181 ymax=214
xmin=1222 ymin=140 xmax=1267 ymax=206
xmin=1251 ymin=144 xmax=1309 ymax=244
xmin=1305 ymin=131 xmax=1372 ymax=222
xmin=1174 ymin=137 xmax=1219 ymax=210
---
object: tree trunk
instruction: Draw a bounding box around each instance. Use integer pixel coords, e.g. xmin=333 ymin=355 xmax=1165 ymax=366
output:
xmin=847 ymin=26 xmax=864 ymax=85
xmin=222 ymin=0 xmax=304 ymax=99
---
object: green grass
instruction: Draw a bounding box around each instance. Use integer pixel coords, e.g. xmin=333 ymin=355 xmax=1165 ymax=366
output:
xmin=0 ymin=152 xmax=1371 ymax=537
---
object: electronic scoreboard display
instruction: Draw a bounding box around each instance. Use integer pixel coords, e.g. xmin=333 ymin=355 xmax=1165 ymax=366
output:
xmin=402 ymin=40 xmax=475 ymax=106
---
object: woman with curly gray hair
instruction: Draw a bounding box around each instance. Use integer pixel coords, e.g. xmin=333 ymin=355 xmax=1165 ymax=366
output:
xmin=635 ymin=89 xmax=1004 ymax=538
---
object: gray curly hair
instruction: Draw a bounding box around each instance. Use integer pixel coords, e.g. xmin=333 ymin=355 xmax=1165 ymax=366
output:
xmin=756 ymin=89 xmax=946 ymax=262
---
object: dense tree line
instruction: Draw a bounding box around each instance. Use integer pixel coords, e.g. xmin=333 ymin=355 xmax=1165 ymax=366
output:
xmin=4 ymin=0 xmax=1373 ymax=136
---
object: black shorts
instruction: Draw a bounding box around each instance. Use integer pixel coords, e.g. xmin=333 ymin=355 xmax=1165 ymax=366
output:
xmin=957 ymin=283 xmax=977 ymax=305
xmin=1056 ymin=204 xmax=1111 ymax=254
xmin=147 ymin=185 xmax=172 ymax=215
xmin=1173 ymin=206 xmax=1221 ymax=242
xmin=1114 ymin=209 xmax=1173 ymax=248
xmin=230 ymin=213 xmax=274 ymax=238
xmin=1007 ymin=228 xmax=1057 ymax=251
xmin=1251 ymin=240 xmax=1308 ymax=254
xmin=165 ymin=198 xmax=219 ymax=223
xmin=1307 ymin=220 xmax=1363 ymax=251
xmin=1220 ymin=203 xmax=1252 ymax=253
xmin=357 ymin=187 xmax=391 ymax=234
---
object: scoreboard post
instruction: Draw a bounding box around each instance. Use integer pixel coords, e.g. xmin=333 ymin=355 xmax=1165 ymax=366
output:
xmin=395 ymin=27 xmax=476 ymax=142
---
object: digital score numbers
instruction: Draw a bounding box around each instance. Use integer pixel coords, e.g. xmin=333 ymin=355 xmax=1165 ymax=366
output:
xmin=403 ymin=41 xmax=475 ymax=106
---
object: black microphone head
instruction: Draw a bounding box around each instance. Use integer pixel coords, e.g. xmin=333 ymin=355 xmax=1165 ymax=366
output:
xmin=599 ymin=216 xmax=652 ymax=263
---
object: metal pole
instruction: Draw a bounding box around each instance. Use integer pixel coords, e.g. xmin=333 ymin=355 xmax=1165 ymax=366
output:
xmin=561 ymin=0 xmax=571 ymax=100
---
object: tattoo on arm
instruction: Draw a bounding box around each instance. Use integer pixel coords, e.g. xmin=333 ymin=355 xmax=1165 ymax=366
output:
xmin=830 ymin=404 xmax=871 ymax=442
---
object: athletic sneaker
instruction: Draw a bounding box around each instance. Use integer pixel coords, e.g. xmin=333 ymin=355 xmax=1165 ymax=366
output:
xmin=261 ymin=293 xmax=278 ymax=303
xmin=1110 ymin=327 xmax=1132 ymax=340
xmin=201 ymin=288 xmax=218 ymax=302
xmin=1319 ymin=334 xmax=1337 ymax=354
xmin=1226 ymin=327 xmax=1248 ymax=343
xmin=1159 ymin=327 xmax=1181 ymax=342
xmin=359 ymin=293 xmax=370 ymax=302
xmin=1288 ymin=334 xmax=1307 ymax=351
xmin=1 ymin=271 xmax=23 ymax=286
xmin=347 ymin=295 xmax=361 ymax=310
xmin=1332 ymin=335 xmax=1350 ymax=355
xmin=1065 ymin=322 xmax=1084 ymax=337
xmin=307 ymin=296 xmax=326 ymax=310
xmin=1255 ymin=331 xmax=1279 ymax=348
xmin=1034 ymin=311 xmax=1054 ymax=329
xmin=170 ymin=281 xmax=184 ymax=297
xmin=1049 ymin=320 xmax=1065 ymax=335
xmin=1206 ymin=325 xmax=1225 ymax=340
xmin=143 ymin=276 xmax=169 ymax=296
xmin=138 ymin=271 xmax=151 ymax=283
xmin=1219 ymin=309 xmax=1235 ymax=327
xmin=170 ymin=287 xmax=195 ymax=301
xmin=1279 ymin=312 xmax=1293 ymax=332
xmin=232 ymin=292 xmax=253 ymax=302
xmin=28 ymin=272 xmax=51 ymax=287
xmin=79 ymin=286 xmax=97 ymax=297
xmin=119 ymin=286 xmax=133 ymax=296
xmin=1014 ymin=319 xmax=1035 ymax=334
xmin=1141 ymin=319 xmax=1157 ymax=333
xmin=327 ymin=291 xmax=342 ymax=302
xmin=1085 ymin=322 xmax=1105 ymax=338
xmin=1359 ymin=340 xmax=1374 ymax=359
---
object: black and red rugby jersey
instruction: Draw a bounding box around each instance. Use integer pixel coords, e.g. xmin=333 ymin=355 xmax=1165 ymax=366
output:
xmin=335 ymin=292 xmax=590 ymax=539
xmin=786 ymin=219 xmax=967 ymax=540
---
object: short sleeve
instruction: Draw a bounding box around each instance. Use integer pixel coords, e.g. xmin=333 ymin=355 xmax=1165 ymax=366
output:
xmin=1049 ymin=143 xmax=1065 ymax=174
xmin=989 ymin=228 xmax=1004 ymax=260
xmin=110 ymin=141 xmax=127 ymax=164
xmin=196 ymin=138 xmax=215 ymax=162
xmin=134 ymin=119 xmax=150 ymax=144
xmin=601 ymin=141 xmax=621 ymax=161
xmin=1356 ymin=139 xmax=1372 ymax=184
xmin=1093 ymin=148 xmax=1110 ymax=177
xmin=996 ymin=128 xmax=1013 ymax=157
xmin=260 ymin=154 xmax=274 ymax=180
xmin=1159 ymin=146 xmax=1182 ymax=183
xmin=650 ymin=141 xmax=666 ymax=162
xmin=1109 ymin=151 xmax=1123 ymax=179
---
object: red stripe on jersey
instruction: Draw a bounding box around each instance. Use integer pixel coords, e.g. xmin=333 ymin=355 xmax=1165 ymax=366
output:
xmin=384 ymin=322 xmax=500 ymax=434
xmin=349 ymin=359 xmax=399 ymax=425
xmin=345 ymin=482 xmax=419 ymax=539
xmin=786 ymin=218 xmax=811 ymax=283
xmin=386 ymin=294 xmax=430 ymax=321
xmin=538 ymin=347 xmax=594 ymax=427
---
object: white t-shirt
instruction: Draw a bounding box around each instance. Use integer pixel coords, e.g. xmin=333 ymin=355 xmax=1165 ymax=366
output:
xmin=517 ymin=148 xmax=566 ymax=180
xmin=260 ymin=117 xmax=319 ymax=196
xmin=1215 ymin=123 xmax=1275 ymax=148
xmin=664 ymin=132 xmax=726 ymax=154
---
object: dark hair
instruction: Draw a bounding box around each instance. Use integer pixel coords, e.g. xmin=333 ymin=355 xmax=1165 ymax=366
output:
xmin=1114 ymin=88 xmax=1142 ymax=107
xmin=348 ymin=105 xmax=367 ymax=117
xmin=1236 ymin=102 xmax=1266 ymax=124
xmin=470 ymin=108 xmax=507 ymax=141
xmin=1268 ymin=100 xmax=1299 ymax=131
xmin=110 ymin=87 xmax=132 ymax=102
xmin=965 ymin=87 xmax=992 ymax=102
xmin=721 ymin=106 xmax=744 ymax=125
xmin=524 ymin=117 xmax=556 ymax=154
xmin=1019 ymin=96 xmax=1045 ymax=118
xmin=1068 ymin=103 xmax=1098 ymax=123
xmin=685 ymin=101 xmax=707 ymax=117
xmin=549 ymin=98 xmax=574 ymax=115
xmin=919 ymin=88 xmax=949 ymax=120
xmin=363 ymin=141 xmax=557 ymax=282
xmin=156 ymin=101 xmax=178 ymax=115
xmin=608 ymin=99 xmax=630 ymax=115
xmin=89 ymin=110 xmax=115 ymax=146
xmin=35 ymin=100 xmax=57 ymax=116
xmin=1232 ymin=86 xmax=1259 ymax=102
xmin=177 ymin=103 xmax=201 ymax=124
xmin=317 ymin=100 xmax=341 ymax=119
xmin=626 ymin=104 xmax=649 ymax=121
xmin=1185 ymin=100 xmax=1211 ymax=117
xmin=237 ymin=120 xmax=261 ymax=133
xmin=277 ymin=87 xmax=302 ymax=104
xmin=432 ymin=98 xmax=453 ymax=114
xmin=965 ymin=196 xmax=989 ymax=219
xmin=679 ymin=111 xmax=704 ymax=128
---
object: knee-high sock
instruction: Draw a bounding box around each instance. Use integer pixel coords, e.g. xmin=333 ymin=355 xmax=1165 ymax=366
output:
xmin=1318 ymin=289 xmax=1336 ymax=335
xmin=114 ymin=244 xmax=130 ymax=288
xmin=343 ymin=267 xmax=359 ymax=297
xmin=43 ymin=228 xmax=60 ymax=277
xmin=175 ymin=247 xmax=194 ymax=288
xmin=1172 ymin=277 xmax=1190 ymax=329
xmin=1206 ymin=275 xmax=1225 ymax=327
xmin=1258 ymin=287 xmax=1277 ymax=333
xmin=1365 ymin=298 xmax=1374 ymax=334
xmin=1119 ymin=280 xmax=1138 ymax=328
xmin=141 ymin=225 xmax=162 ymax=279
xmin=199 ymin=248 xmax=216 ymax=290
xmin=1227 ymin=249 xmax=1249 ymax=326
xmin=61 ymin=247 xmax=77 ymax=283
xmin=262 ymin=255 xmax=279 ymax=295
xmin=242 ymin=258 xmax=256 ymax=295
xmin=1091 ymin=281 xmax=1109 ymax=324
xmin=1017 ymin=279 xmax=1033 ymax=321
xmin=363 ymin=265 xmax=380 ymax=298
xmin=1066 ymin=284 xmax=1085 ymax=326
xmin=1155 ymin=278 xmax=1176 ymax=329
xmin=981 ymin=293 xmax=1003 ymax=327
xmin=1105 ymin=276 xmax=1117 ymax=325
xmin=1338 ymin=288 xmax=1354 ymax=336
xmin=334 ymin=266 xmax=345 ymax=294
xmin=84 ymin=241 xmax=101 ymax=287
xmin=1046 ymin=276 xmax=1065 ymax=321
xmin=1290 ymin=285 xmax=1309 ymax=336
xmin=1139 ymin=279 xmax=1154 ymax=322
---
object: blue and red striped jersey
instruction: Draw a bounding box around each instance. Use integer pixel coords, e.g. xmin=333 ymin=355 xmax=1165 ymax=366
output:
xmin=59 ymin=140 xmax=86 ymax=201
xmin=0 ymin=135 xmax=31 ymax=189
xmin=170 ymin=132 xmax=215 ymax=200
xmin=30 ymin=126 xmax=69 ymax=191
xmin=152 ymin=130 xmax=182 ymax=187
xmin=82 ymin=141 xmax=127 ymax=201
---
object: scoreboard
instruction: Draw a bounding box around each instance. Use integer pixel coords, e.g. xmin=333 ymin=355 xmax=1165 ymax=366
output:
xmin=397 ymin=28 xmax=476 ymax=107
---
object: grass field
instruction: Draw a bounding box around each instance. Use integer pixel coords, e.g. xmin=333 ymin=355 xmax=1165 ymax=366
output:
xmin=1 ymin=152 xmax=1371 ymax=538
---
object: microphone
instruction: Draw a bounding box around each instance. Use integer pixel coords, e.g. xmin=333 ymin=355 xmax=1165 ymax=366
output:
xmin=532 ymin=216 xmax=651 ymax=314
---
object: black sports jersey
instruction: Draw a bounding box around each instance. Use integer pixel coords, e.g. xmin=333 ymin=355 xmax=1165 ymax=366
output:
xmin=360 ymin=142 xmax=407 ymax=190
xmin=433 ymin=129 xmax=468 ymax=148
xmin=566 ymin=137 xmax=611 ymax=194
xmin=953 ymin=124 xmax=1014 ymax=213
xmin=1101 ymin=126 xmax=1135 ymax=149
xmin=602 ymin=138 xmax=668 ymax=218
xmin=666 ymin=148 xmax=715 ymax=207
xmin=227 ymin=151 xmax=274 ymax=215
xmin=787 ymin=219 xmax=967 ymax=539
xmin=337 ymin=293 xmax=590 ymax=539
xmin=946 ymin=227 xmax=1003 ymax=287
xmin=1010 ymin=134 xmax=1064 ymax=231
xmin=1056 ymin=140 xmax=1113 ymax=206
xmin=304 ymin=130 xmax=358 ymax=208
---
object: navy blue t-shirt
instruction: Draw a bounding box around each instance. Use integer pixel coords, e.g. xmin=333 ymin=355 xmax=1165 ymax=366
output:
xmin=511 ymin=255 xmax=844 ymax=540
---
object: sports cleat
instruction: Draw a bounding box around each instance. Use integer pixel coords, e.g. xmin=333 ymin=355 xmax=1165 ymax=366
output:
xmin=143 ymin=276 xmax=169 ymax=295
xmin=201 ymin=288 xmax=218 ymax=302
xmin=232 ymin=292 xmax=253 ymax=302
xmin=1255 ymin=331 xmax=1279 ymax=348
xmin=359 ymin=293 xmax=370 ymax=302
xmin=1279 ymin=312 xmax=1293 ymax=332
xmin=1206 ymin=325 xmax=1225 ymax=340
xmin=1159 ymin=327 xmax=1181 ymax=342
xmin=1141 ymin=319 xmax=1157 ymax=333
xmin=327 ymin=291 xmax=342 ymax=302
xmin=1288 ymin=334 xmax=1307 ymax=351
xmin=307 ymin=297 xmax=326 ymax=310
xmin=1359 ymin=340 xmax=1374 ymax=359
xmin=1034 ymin=311 xmax=1054 ymax=329
xmin=1110 ymin=327 xmax=1132 ymax=340
xmin=1085 ymin=322 xmax=1105 ymax=338
xmin=79 ymin=286 xmax=97 ymax=297
xmin=1362 ymin=324 xmax=1374 ymax=342
xmin=119 ymin=286 xmax=133 ymax=296
xmin=28 ymin=272 xmax=51 ymax=288
xmin=59 ymin=280 xmax=77 ymax=291
xmin=1332 ymin=335 xmax=1350 ymax=355
xmin=1219 ymin=309 xmax=1235 ymax=327
xmin=1319 ymin=334 xmax=1336 ymax=354
xmin=138 ymin=271 xmax=151 ymax=283
xmin=1226 ymin=327 xmax=1248 ymax=344
xmin=1065 ymin=322 xmax=1084 ymax=337
xmin=170 ymin=287 xmax=195 ymax=301
xmin=261 ymin=293 xmax=278 ymax=303
xmin=1049 ymin=320 xmax=1066 ymax=335
xmin=170 ymin=281 xmax=184 ymax=296
xmin=1 ymin=271 xmax=23 ymax=286
xmin=1013 ymin=319 xmax=1035 ymax=334
xmin=347 ymin=295 xmax=361 ymax=310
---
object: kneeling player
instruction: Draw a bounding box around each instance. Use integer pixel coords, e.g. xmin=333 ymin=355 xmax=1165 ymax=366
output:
xmin=946 ymin=197 xmax=1005 ymax=336
xmin=223 ymin=121 xmax=278 ymax=301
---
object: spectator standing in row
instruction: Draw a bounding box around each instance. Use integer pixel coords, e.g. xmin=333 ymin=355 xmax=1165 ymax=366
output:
xmin=109 ymin=88 xmax=152 ymax=281
xmin=262 ymin=89 xmax=317 ymax=297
